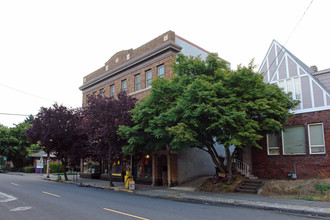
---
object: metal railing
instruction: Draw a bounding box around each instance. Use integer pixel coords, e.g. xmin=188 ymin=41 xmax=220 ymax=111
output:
xmin=232 ymin=158 xmax=249 ymax=178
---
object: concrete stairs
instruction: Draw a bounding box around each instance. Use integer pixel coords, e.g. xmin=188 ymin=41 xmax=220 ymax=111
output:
xmin=235 ymin=179 xmax=264 ymax=193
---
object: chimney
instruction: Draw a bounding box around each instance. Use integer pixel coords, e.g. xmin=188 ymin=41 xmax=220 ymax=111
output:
xmin=310 ymin=65 xmax=318 ymax=72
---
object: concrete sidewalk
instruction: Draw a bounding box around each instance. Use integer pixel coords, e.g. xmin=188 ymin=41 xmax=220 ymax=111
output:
xmin=29 ymin=173 xmax=330 ymax=217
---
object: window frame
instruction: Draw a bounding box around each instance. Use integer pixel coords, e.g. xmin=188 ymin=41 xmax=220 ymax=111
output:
xmin=135 ymin=74 xmax=141 ymax=91
xmin=308 ymin=123 xmax=326 ymax=154
xmin=157 ymin=64 xmax=164 ymax=78
xmin=146 ymin=70 xmax=152 ymax=88
xmin=282 ymin=126 xmax=307 ymax=155
xmin=100 ymin=88 xmax=105 ymax=98
xmin=121 ymin=79 xmax=127 ymax=92
xmin=110 ymin=84 xmax=115 ymax=97
xmin=267 ymin=134 xmax=280 ymax=155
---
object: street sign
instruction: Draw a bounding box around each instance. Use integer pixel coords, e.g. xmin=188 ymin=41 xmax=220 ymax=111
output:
xmin=36 ymin=160 xmax=43 ymax=168
xmin=3 ymin=157 xmax=7 ymax=161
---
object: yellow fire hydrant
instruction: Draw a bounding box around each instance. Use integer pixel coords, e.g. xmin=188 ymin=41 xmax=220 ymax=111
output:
xmin=124 ymin=171 xmax=133 ymax=189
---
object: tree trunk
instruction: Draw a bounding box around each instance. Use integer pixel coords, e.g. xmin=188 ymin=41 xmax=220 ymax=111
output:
xmin=46 ymin=153 xmax=50 ymax=178
xmin=225 ymin=148 xmax=232 ymax=175
xmin=107 ymin=144 xmax=115 ymax=187
xmin=205 ymin=145 xmax=226 ymax=173
xmin=108 ymin=161 xmax=114 ymax=187
xmin=62 ymin=158 xmax=68 ymax=181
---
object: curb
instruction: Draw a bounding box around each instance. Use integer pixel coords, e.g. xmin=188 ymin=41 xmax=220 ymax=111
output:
xmin=146 ymin=195 xmax=330 ymax=218
xmin=43 ymin=178 xmax=330 ymax=218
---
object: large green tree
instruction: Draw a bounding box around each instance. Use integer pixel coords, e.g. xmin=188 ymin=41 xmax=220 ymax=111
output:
xmin=0 ymin=122 xmax=31 ymax=168
xmin=120 ymin=53 xmax=298 ymax=175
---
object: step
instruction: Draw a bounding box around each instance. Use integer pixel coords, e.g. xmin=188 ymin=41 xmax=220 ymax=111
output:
xmin=236 ymin=188 xmax=257 ymax=193
xmin=235 ymin=180 xmax=264 ymax=194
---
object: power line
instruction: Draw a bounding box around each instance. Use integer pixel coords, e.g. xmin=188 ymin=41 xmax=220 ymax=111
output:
xmin=265 ymin=0 xmax=314 ymax=75
xmin=0 ymin=113 xmax=33 ymax=117
xmin=0 ymin=82 xmax=56 ymax=103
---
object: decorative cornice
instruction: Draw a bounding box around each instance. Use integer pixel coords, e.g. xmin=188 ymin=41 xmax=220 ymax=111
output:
xmin=80 ymin=41 xmax=182 ymax=91
xmin=81 ymin=50 xmax=177 ymax=94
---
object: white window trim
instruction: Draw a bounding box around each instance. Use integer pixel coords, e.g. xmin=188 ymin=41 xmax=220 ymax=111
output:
xmin=135 ymin=74 xmax=141 ymax=91
xmin=146 ymin=70 xmax=152 ymax=88
xmin=308 ymin=123 xmax=326 ymax=155
xmin=110 ymin=85 xmax=115 ymax=97
xmin=158 ymin=64 xmax=164 ymax=77
xmin=267 ymin=134 xmax=280 ymax=155
xmin=122 ymin=80 xmax=127 ymax=92
xmin=281 ymin=127 xmax=307 ymax=155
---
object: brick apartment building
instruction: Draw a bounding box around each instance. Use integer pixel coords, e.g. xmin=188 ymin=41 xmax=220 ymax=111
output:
xmin=251 ymin=40 xmax=330 ymax=179
xmin=79 ymin=31 xmax=230 ymax=186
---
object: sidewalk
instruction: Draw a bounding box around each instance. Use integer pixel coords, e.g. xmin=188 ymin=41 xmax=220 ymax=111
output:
xmin=39 ymin=173 xmax=330 ymax=217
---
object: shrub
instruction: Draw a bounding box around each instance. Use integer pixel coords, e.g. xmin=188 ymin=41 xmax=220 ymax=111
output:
xmin=23 ymin=166 xmax=35 ymax=173
xmin=43 ymin=163 xmax=65 ymax=174
xmin=315 ymin=184 xmax=330 ymax=194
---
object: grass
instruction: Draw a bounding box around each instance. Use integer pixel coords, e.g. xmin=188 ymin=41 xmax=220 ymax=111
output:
xmin=295 ymin=196 xmax=315 ymax=201
xmin=51 ymin=172 xmax=78 ymax=175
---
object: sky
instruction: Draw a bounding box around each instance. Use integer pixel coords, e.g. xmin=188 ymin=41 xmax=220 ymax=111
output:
xmin=0 ymin=0 xmax=329 ymax=127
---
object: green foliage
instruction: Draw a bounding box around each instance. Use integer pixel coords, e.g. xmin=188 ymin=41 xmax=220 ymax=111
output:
xmin=23 ymin=166 xmax=35 ymax=173
xmin=295 ymin=196 xmax=315 ymax=201
xmin=119 ymin=53 xmax=298 ymax=174
xmin=315 ymin=184 xmax=330 ymax=194
xmin=44 ymin=163 xmax=65 ymax=174
xmin=0 ymin=122 xmax=31 ymax=168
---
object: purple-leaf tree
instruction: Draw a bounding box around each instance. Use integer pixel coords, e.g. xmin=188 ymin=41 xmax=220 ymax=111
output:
xmin=26 ymin=104 xmax=86 ymax=180
xmin=82 ymin=92 xmax=136 ymax=186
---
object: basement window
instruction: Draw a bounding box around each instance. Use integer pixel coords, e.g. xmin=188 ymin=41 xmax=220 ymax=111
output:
xmin=267 ymin=134 xmax=280 ymax=155
xmin=308 ymin=123 xmax=325 ymax=154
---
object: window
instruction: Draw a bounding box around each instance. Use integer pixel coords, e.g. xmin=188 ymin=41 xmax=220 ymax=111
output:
xmin=122 ymin=80 xmax=127 ymax=92
xmin=286 ymin=79 xmax=292 ymax=95
xmin=158 ymin=65 xmax=164 ymax=77
xmin=294 ymin=78 xmax=301 ymax=99
xmin=93 ymin=91 xmax=97 ymax=97
xmin=100 ymin=89 xmax=104 ymax=98
xmin=278 ymin=80 xmax=285 ymax=90
xmin=282 ymin=126 xmax=306 ymax=155
xmin=86 ymin=94 xmax=90 ymax=106
xmin=308 ymin=123 xmax=325 ymax=154
xmin=105 ymin=65 xmax=109 ymax=71
xmin=267 ymin=134 xmax=280 ymax=155
xmin=146 ymin=70 xmax=152 ymax=88
xmin=135 ymin=74 xmax=141 ymax=91
xmin=110 ymin=85 xmax=115 ymax=97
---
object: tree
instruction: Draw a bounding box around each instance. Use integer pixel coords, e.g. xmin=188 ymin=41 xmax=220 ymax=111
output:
xmin=26 ymin=104 xmax=85 ymax=180
xmin=0 ymin=122 xmax=31 ymax=168
xmin=81 ymin=92 xmax=136 ymax=186
xmin=120 ymin=53 xmax=298 ymax=176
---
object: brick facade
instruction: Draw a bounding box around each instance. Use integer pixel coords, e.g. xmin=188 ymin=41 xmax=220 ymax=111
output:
xmin=252 ymin=110 xmax=330 ymax=179
xmin=79 ymin=31 xmax=228 ymax=185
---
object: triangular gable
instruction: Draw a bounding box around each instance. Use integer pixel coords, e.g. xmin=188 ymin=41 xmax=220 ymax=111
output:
xmin=258 ymin=40 xmax=330 ymax=113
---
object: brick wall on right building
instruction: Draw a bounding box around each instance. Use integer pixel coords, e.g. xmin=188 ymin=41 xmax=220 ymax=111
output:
xmin=252 ymin=110 xmax=330 ymax=179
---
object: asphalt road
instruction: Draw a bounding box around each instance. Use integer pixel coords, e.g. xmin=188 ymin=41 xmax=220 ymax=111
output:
xmin=0 ymin=173 xmax=324 ymax=220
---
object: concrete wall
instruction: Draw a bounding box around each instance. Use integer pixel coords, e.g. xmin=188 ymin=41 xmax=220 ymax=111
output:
xmin=177 ymin=148 xmax=215 ymax=183
xmin=177 ymin=143 xmax=234 ymax=183
xmin=175 ymin=36 xmax=209 ymax=60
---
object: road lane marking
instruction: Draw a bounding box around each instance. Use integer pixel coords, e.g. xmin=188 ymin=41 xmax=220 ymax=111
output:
xmin=10 ymin=182 xmax=19 ymax=186
xmin=42 ymin=191 xmax=61 ymax=198
xmin=0 ymin=192 xmax=17 ymax=203
xmin=10 ymin=207 xmax=32 ymax=211
xmin=103 ymin=208 xmax=149 ymax=220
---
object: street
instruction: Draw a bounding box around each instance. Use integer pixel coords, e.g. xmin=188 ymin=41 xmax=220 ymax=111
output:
xmin=0 ymin=173 xmax=325 ymax=220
